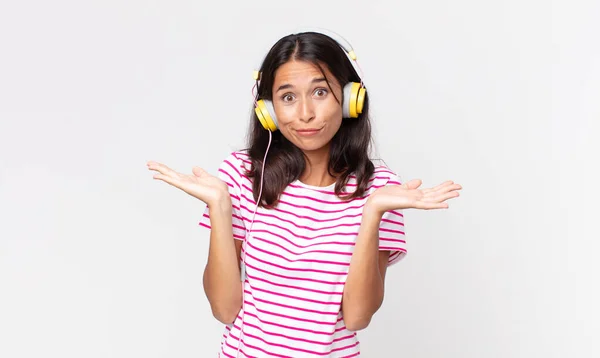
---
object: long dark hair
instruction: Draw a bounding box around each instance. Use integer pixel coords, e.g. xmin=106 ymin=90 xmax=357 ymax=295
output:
xmin=243 ymin=31 xmax=375 ymax=208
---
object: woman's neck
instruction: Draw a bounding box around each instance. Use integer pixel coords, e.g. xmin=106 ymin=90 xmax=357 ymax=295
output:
xmin=299 ymin=146 xmax=337 ymax=187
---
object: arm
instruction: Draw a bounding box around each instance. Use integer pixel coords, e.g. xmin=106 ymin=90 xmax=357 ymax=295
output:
xmin=202 ymin=196 xmax=244 ymax=324
xmin=342 ymin=204 xmax=389 ymax=332
xmin=342 ymin=177 xmax=462 ymax=331
xmin=147 ymin=156 xmax=250 ymax=325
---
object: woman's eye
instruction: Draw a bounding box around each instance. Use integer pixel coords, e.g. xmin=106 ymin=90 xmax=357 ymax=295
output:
xmin=282 ymin=94 xmax=294 ymax=102
xmin=315 ymin=88 xmax=328 ymax=96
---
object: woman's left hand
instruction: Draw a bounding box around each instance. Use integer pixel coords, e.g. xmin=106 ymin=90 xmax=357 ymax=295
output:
xmin=366 ymin=179 xmax=462 ymax=216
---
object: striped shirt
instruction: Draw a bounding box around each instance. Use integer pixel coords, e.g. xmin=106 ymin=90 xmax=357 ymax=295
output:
xmin=200 ymin=151 xmax=407 ymax=357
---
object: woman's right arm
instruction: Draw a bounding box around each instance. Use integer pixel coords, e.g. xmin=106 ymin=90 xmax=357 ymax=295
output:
xmin=146 ymin=160 xmax=244 ymax=324
xmin=202 ymin=196 xmax=244 ymax=324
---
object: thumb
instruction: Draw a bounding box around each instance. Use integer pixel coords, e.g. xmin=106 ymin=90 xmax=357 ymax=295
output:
xmin=192 ymin=166 xmax=207 ymax=177
xmin=402 ymin=179 xmax=422 ymax=190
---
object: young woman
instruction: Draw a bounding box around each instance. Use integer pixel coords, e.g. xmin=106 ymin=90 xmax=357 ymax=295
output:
xmin=147 ymin=30 xmax=462 ymax=357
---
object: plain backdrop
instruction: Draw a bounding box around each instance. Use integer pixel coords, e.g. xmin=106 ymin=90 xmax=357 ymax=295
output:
xmin=1 ymin=0 xmax=598 ymax=357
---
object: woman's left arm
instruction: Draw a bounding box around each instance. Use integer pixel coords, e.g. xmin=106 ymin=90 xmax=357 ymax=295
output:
xmin=341 ymin=205 xmax=390 ymax=332
xmin=342 ymin=179 xmax=462 ymax=331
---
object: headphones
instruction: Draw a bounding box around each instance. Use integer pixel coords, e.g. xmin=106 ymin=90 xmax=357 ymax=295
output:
xmin=252 ymin=29 xmax=367 ymax=132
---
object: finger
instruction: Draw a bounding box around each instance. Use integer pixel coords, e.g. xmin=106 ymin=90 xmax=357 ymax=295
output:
xmin=424 ymin=182 xmax=461 ymax=196
xmin=422 ymin=180 xmax=453 ymax=194
xmin=148 ymin=162 xmax=178 ymax=177
xmin=436 ymin=183 xmax=462 ymax=195
xmin=425 ymin=190 xmax=460 ymax=203
xmin=153 ymin=173 xmax=180 ymax=187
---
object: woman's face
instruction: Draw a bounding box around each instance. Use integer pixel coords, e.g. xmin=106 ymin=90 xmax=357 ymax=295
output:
xmin=271 ymin=60 xmax=343 ymax=154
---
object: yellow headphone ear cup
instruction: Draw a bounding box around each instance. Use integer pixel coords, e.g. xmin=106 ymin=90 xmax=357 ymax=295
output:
xmin=348 ymin=82 xmax=360 ymax=118
xmin=356 ymin=87 xmax=366 ymax=114
xmin=255 ymin=106 xmax=269 ymax=130
xmin=255 ymin=99 xmax=278 ymax=131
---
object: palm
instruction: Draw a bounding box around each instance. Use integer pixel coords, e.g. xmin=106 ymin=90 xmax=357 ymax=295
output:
xmin=369 ymin=179 xmax=462 ymax=214
xmin=147 ymin=161 xmax=229 ymax=205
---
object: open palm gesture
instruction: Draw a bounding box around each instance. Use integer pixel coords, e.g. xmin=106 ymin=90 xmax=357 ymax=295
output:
xmin=368 ymin=179 xmax=462 ymax=215
xmin=147 ymin=161 xmax=229 ymax=206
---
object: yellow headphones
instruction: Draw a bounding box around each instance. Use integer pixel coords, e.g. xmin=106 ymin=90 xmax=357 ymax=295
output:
xmin=253 ymin=29 xmax=367 ymax=132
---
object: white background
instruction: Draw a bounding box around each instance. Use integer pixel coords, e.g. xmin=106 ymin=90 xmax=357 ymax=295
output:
xmin=1 ymin=0 xmax=598 ymax=357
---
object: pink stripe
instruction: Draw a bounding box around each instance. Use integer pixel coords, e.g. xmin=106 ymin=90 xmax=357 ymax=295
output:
xmin=248 ymin=217 xmax=362 ymax=237
xmin=242 ymin=310 xmax=344 ymax=335
xmin=243 ymin=300 xmax=340 ymax=325
xmin=379 ymin=227 xmax=406 ymax=235
xmin=217 ymin=166 xmax=240 ymax=189
xmin=223 ymin=340 xmax=260 ymax=358
xmin=242 ymin=321 xmax=354 ymax=346
xmin=379 ymin=246 xmax=407 ymax=252
xmin=281 ymin=190 xmax=366 ymax=204
xmin=379 ymin=237 xmax=406 ymax=243
xmin=249 ymin=222 xmax=358 ymax=241
xmin=284 ymin=174 xmax=391 ymax=192
xmin=251 ymin=194 xmax=371 ymax=214
xmin=226 ymin=331 xmax=300 ymax=357
xmin=387 ymin=210 xmax=404 ymax=218
xmin=381 ymin=217 xmax=404 ymax=226
xmin=244 ymin=261 xmax=345 ymax=286
xmin=222 ymin=341 xmax=259 ymax=358
xmin=250 ymin=230 xmax=354 ymax=248
xmin=246 ymin=290 xmax=340 ymax=316
xmin=287 ymin=183 xmax=351 ymax=195
xmin=245 ymin=251 xmax=348 ymax=275
xmin=246 ymin=240 xmax=350 ymax=267
xmin=248 ymin=283 xmax=342 ymax=306
xmin=251 ymin=236 xmax=352 ymax=257
xmin=219 ymin=347 xmax=237 ymax=358
xmin=245 ymin=213 xmax=361 ymax=232
xmin=228 ymin=339 xmax=289 ymax=358
xmin=235 ymin=329 xmax=358 ymax=356
xmin=240 ymin=184 xmax=388 ymax=213
xmin=343 ymin=176 xmax=392 ymax=187
xmin=240 ymin=201 xmax=364 ymax=224
xmin=222 ymin=158 xmax=245 ymax=185
xmin=233 ymin=223 xmax=245 ymax=231
xmin=329 ymin=342 xmax=361 ymax=355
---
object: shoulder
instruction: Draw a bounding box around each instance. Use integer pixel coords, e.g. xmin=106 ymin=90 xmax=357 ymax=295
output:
xmin=371 ymin=163 xmax=402 ymax=186
xmin=344 ymin=162 xmax=402 ymax=198
xmin=218 ymin=150 xmax=252 ymax=173
xmin=215 ymin=150 xmax=253 ymax=187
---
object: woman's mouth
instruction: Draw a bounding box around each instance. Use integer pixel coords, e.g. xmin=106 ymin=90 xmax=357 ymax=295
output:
xmin=296 ymin=128 xmax=323 ymax=137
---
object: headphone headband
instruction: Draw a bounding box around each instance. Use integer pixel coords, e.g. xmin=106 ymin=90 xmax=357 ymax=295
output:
xmin=253 ymin=27 xmax=361 ymax=82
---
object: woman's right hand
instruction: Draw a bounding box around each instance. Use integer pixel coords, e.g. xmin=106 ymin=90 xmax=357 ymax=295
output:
xmin=147 ymin=161 xmax=230 ymax=207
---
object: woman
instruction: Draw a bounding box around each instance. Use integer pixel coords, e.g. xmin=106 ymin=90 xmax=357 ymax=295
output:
xmin=147 ymin=30 xmax=461 ymax=357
